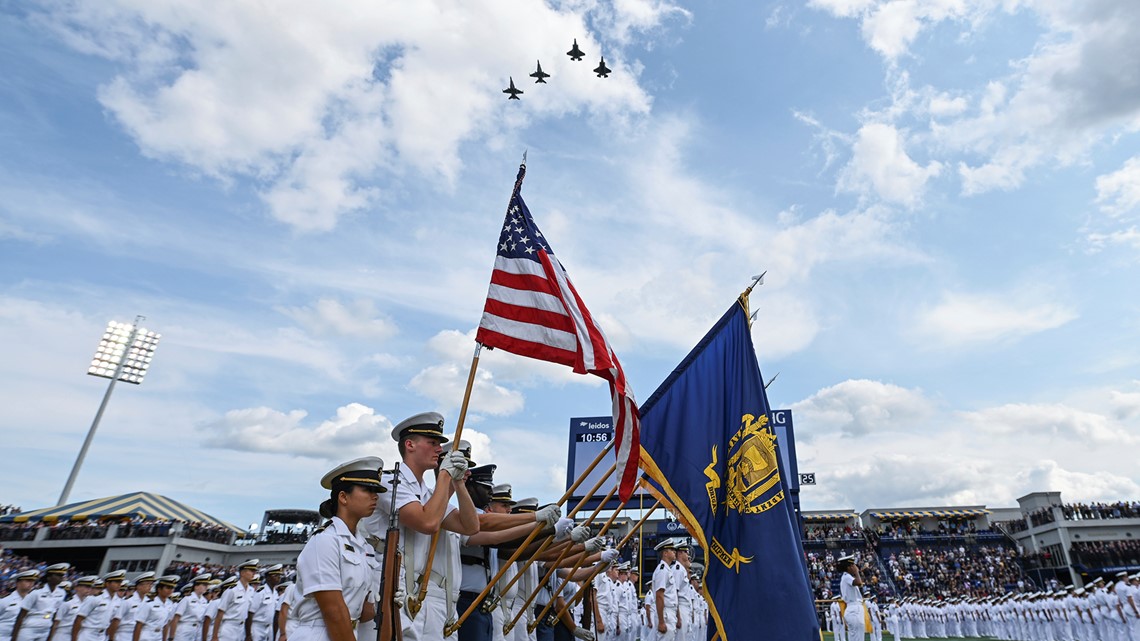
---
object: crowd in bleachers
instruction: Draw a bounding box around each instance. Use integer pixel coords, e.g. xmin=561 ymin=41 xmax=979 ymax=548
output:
xmin=803 ymin=523 xmax=864 ymax=541
xmin=259 ymin=530 xmax=310 ymax=545
xmin=1 ymin=549 xmax=84 ymax=594
xmin=1028 ymin=507 xmax=1058 ymax=527
xmin=117 ymin=518 xmax=174 ymax=538
xmin=884 ymin=544 xmax=1024 ymax=598
xmin=46 ymin=521 xmax=109 ymax=540
xmin=0 ymin=523 xmax=40 ymax=541
xmin=806 ymin=548 xmax=891 ymax=600
xmin=1069 ymin=539 xmax=1140 ymax=567
xmin=0 ymin=517 xmax=235 ymax=544
xmin=182 ymin=521 xmax=235 ymax=543
xmin=1062 ymin=501 xmax=1140 ymax=520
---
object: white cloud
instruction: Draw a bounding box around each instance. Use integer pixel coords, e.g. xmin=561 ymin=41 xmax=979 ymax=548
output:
xmin=958 ymin=402 xmax=1137 ymax=445
xmin=408 ymin=363 xmax=525 ymax=417
xmin=1095 ymin=156 xmax=1140 ymax=217
xmin=200 ymin=402 xmax=500 ymax=469
xmin=791 ymin=379 xmax=935 ymax=437
xmin=837 ymin=123 xmax=942 ymax=206
xmin=279 ymin=298 xmax=398 ymax=340
xmin=1109 ymin=383 xmax=1140 ymax=419
xmin=928 ymin=92 xmax=969 ymax=117
xmin=809 ymin=0 xmax=994 ymax=61
xmin=914 ymin=290 xmax=1076 ymax=346
xmin=1086 ymin=227 xmax=1140 ymax=252
xmin=200 ymin=402 xmax=395 ymax=459
xmin=39 ymin=0 xmax=673 ymax=231
xmin=809 ymin=0 xmax=1140 ymax=197
xmin=1016 ymin=460 xmax=1140 ymax=502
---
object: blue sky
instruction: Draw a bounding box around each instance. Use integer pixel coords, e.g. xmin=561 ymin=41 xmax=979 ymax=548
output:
xmin=2 ymin=0 xmax=1139 ymax=528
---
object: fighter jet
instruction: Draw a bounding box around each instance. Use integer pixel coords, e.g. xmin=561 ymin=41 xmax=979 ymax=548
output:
xmin=530 ymin=60 xmax=550 ymax=83
xmin=503 ymin=77 xmax=523 ymax=100
xmin=594 ymin=56 xmax=611 ymax=78
xmin=567 ymin=39 xmax=585 ymax=61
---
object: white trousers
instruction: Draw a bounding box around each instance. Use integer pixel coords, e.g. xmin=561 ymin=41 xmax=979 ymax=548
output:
xmin=843 ymin=612 xmax=866 ymax=641
xmin=16 ymin=624 xmax=53 ymax=641
xmin=402 ymin=581 xmax=452 ymax=641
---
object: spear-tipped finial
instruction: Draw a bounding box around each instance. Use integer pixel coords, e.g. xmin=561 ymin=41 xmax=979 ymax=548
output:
xmin=744 ymin=271 xmax=766 ymax=296
xmin=522 ymin=150 xmax=527 ymax=167
xmin=764 ymin=371 xmax=780 ymax=390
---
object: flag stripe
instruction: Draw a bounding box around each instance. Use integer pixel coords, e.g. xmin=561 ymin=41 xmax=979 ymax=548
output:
xmin=478 ymin=312 xmax=579 ymax=353
xmin=474 ymin=327 xmax=579 ymax=369
xmin=485 ymin=282 xmax=570 ymax=318
xmin=540 ymin=251 xmax=596 ymax=373
xmin=481 ymin=298 xmax=576 ymax=335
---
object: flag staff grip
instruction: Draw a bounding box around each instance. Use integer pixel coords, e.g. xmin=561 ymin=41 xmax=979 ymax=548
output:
xmin=549 ymin=500 xmax=661 ymax=625
xmin=505 ymin=481 xmax=620 ymax=635
xmin=445 ymin=447 xmax=616 ymax=634
xmin=525 ymin=483 xmax=627 ymax=633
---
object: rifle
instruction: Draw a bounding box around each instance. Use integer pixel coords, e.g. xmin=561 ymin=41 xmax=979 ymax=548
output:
xmin=376 ymin=464 xmax=403 ymax=641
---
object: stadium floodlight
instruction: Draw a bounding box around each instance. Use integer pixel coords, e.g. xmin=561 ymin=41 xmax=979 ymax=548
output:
xmin=58 ymin=316 xmax=161 ymax=506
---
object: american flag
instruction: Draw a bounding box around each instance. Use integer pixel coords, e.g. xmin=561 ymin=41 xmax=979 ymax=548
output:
xmin=476 ymin=164 xmax=641 ymax=502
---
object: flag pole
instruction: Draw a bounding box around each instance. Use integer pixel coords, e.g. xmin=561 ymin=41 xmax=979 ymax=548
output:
xmin=443 ymin=452 xmax=617 ymax=635
xmin=549 ymin=501 xmax=661 ymax=624
xmin=505 ymin=482 xmax=621 ymax=635
xmin=525 ymin=485 xmax=629 ymax=633
xmin=408 ymin=342 xmax=482 ymax=617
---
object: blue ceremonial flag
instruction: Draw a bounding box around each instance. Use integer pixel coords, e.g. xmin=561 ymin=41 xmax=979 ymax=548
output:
xmin=639 ymin=298 xmax=820 ymax=641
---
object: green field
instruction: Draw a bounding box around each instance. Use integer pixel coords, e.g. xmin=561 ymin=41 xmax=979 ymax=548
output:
xmin=820 ymin=629 xmax=989 ymax=634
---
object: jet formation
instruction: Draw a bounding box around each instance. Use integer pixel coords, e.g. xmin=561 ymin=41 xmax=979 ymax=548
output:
xmin=503 ymin=38 xmax=611 ymax=100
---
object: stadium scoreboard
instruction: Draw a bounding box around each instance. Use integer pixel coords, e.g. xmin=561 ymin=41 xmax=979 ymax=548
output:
xmin=566 ymin=409 xmax=804 ymax=509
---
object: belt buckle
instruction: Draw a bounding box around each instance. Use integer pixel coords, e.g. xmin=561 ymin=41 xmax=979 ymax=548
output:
xmin=480 ymin=594 xmax=500 ymax=614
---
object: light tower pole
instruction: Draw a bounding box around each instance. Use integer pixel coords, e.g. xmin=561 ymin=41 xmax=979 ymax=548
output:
xmin=57 ymin=316 xmax=161 ymax=506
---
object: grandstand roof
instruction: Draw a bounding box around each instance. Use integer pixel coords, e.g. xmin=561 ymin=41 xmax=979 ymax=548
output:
xmin=867 ymin=508 xmax=989 ymax=519
xmin=802 ymin=511 xmax=858 ymax=522
xmin=0 ymin=491 xmax=243 ymax=533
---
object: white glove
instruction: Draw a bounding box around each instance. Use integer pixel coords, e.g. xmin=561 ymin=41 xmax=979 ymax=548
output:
xmin=439 ymin=451 xmax=469 ymax=480
xmin=554 ymin=517 xmax=575 ymax=540
xmin=584 ymin=536 xmax=605 ymax=554
xmin=572 ymin=628 xmax=595 ymax=641
xmin=570 ymin=525 xmax=591 ymax=544
xmin=535 ymin=504 xmax=561 ymax=526
xmin=392 ymin=585 xmax=406 ymax=607
xmin=600 ymin=548 xmax=620 ymax=564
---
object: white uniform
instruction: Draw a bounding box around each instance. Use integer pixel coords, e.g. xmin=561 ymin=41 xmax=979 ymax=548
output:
xmin=248 ymin=587 xmax=276 ymax=641
xmin=18 ymin=585 xmax=68 ymax=641
xmin=829 ymin=601 xmax=844 ymax=638
xmin=172 ymin=594 xmax=208 ymax=641
xmin=868 ymin=600 xmax=882 ymax=641
xmin=839 ymin=573 xmax=864 ymax=641
xmin=116 ymin=593 xmax=147 ymax=641
xmin=651 ymin=562 xmax=678 ymax=641
xmin=615 ymin=580 xmax=636 ymax=641
xmin=361 ymin=464 xmax=456 ymax=641
xmin=134 ymin=597 xmax=174 ymax=641
xmin=593 ymin=574 xmax=618 ymax=641
xmin=202 ymin=600 xmax=222 ymax=640
xmin=292 ymin=516 xmax=379 ymax=641
xmin=670 ymin=565 xmax=690 ymax=641
xmin=277 ymin=585 xmax=301 ymax=641
xmin=212 ymin=584 xmax=254 ymax=641
xmin=52 ymin=595 xmax=84 ymax=641
xmin=74 ymin=592 xmax=116 ymax=641
xmin=2 ymin=592 xmax=26 ymax=641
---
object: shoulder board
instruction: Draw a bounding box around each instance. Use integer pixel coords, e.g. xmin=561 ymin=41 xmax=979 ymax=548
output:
xmin=313 ymin=520 xmax=333 ymax=535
